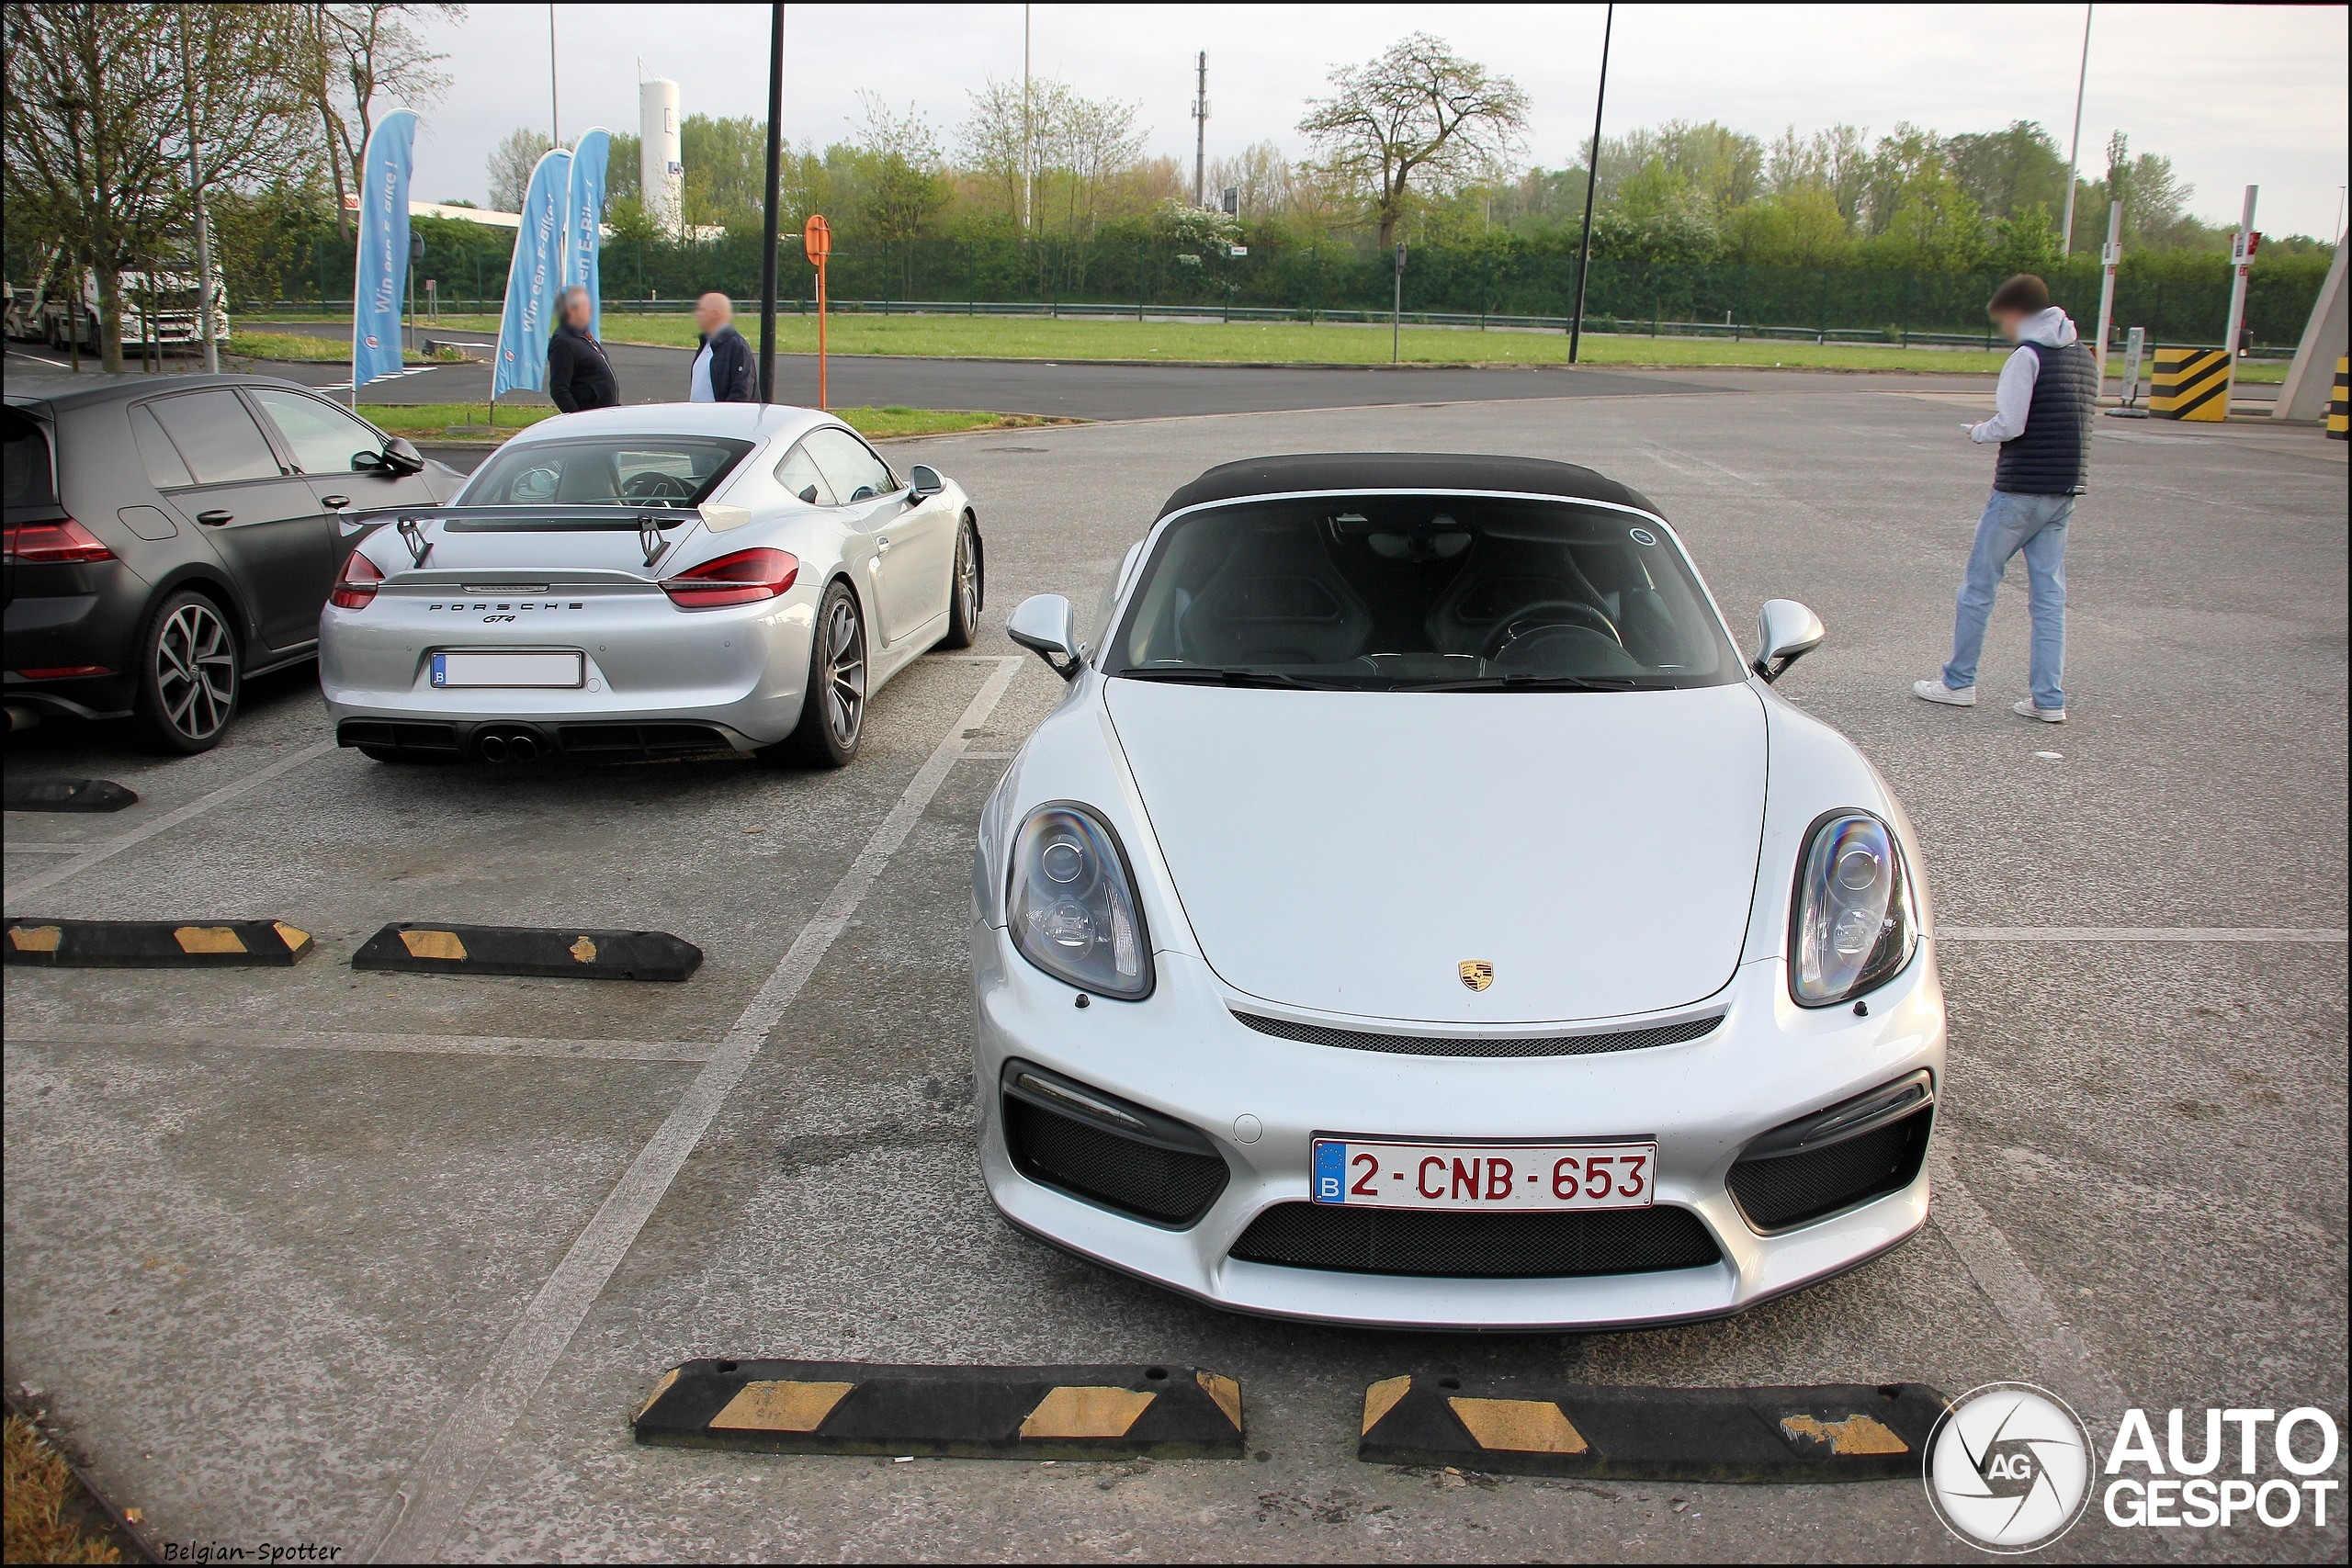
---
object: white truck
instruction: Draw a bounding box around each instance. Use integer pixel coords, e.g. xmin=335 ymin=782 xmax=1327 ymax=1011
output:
xmin=4 ymin=255 xmax=229 ymax=353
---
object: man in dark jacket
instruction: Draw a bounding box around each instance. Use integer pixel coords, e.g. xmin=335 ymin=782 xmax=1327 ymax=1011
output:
xmin=1913 ymin=273 xmax=2095 ymax=724
xmin=546 ymin=286 xmax=619 ymax=412
xmin=689 ymin=292 xmax=756 ymax=402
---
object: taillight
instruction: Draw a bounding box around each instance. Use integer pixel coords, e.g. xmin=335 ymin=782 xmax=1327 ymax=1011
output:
xmin=4 ymin=518 xmax=114 ymax=563
xmin=330 ymin=550 xmax=384 ymax=609
xmin=661 ymin=547 xmax=798 ymax=609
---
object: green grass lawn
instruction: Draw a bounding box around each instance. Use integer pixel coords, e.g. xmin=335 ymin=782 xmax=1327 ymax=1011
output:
xmin=354 ymin=401 xmax=1068 ymax=445
xmin=250 ymin=310 xmax=2292 ymax=381
xmin=232 ymin=330 xmax=462 ymax=366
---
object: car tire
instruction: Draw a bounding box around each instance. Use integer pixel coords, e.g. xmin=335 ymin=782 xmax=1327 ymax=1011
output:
xmin=766 ymin=579 xmax=866 ymax=768
xmin=939 ymin=514 xmax=983 ymax=649
xmin=130 ymin=590 xmax=240 ymax=754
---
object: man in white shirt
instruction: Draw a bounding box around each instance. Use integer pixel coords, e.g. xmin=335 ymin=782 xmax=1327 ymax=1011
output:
xmin=1913 ymin=274 xmax=2098 ymax=724
xmin=687 ymin=292 xmax=755 ymax=402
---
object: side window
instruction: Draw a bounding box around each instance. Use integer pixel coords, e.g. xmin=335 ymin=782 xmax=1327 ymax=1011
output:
xmin=773 ymin=440 xmax=835 ymax=505
xmin=250 ymin=389 xmax=383 ymax=476
xmin=129 ymin=404 xmax=195 ymax=490
xmin=802 ymin=426 xmax=897 ymax=504
xmin=146 ymin=390 xmax=281 ymax=485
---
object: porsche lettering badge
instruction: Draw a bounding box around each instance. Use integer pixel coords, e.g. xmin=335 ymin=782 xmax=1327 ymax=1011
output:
xmin=1459 ymin=960 xmax=1494 ymax=992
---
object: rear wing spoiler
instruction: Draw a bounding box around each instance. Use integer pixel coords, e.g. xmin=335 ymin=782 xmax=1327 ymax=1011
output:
xmin=343 ymin=503 xmax=721 ymax=570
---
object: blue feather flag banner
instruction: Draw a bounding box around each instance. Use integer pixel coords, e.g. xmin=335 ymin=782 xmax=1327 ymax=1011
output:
xmin=564 ymin=129 xmax=610 ymax=338
xmin=350 ymin=107 xmax=419 ymax=389
xmin=493 ymin=147 xmax=572 ymax=398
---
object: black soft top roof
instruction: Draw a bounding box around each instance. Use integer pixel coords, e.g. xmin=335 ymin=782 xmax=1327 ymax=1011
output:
xmin=1157 ymin=452 xmax=1662 ymax=519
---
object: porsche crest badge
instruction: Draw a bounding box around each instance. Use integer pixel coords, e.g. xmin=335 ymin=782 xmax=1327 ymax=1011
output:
xmin=1459 ymin=960 xmax=1494 ymax=992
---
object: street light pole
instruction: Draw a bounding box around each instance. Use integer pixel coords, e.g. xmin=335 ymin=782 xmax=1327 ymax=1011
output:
xmin=175 ymin=4 xmax=219 ymax=373
xmin=758 ymin=1 xmax=784 ymax=403
xmin=1568 ymin=2 xmax=1612 ymax=362
xmin=2060 ymin=3 xmax=2092 ymax=254
xmin=548 ymin=3 xmax=560 ymax=145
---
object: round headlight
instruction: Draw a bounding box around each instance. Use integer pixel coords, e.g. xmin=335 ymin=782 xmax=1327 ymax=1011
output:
xmin=1009 ymin=805 xmax=1152 ymax=998
xmin=1790 ymin=810 xmax=1917 ymax=1007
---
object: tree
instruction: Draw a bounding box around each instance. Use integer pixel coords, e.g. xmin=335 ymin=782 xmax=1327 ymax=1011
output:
xmin=1297 ymin=32 xmax=1529 ymax=248
xmin=1206 ymin=141 xmax=1294 ymax=221
xmin=284 ymin=3 xmax=460 ymax=236
xmin=1946 ymin=120 xmax=2066 ymax=223
xmin=852 ymin=92 xmax=948 ymax=245
xmin=1728 ymin=184 xmax=1852 ymax=266
xmin=680 ymin=113 xmax=765 ymax=230
xmin=4 ymin=2 xmax=307 ymax=370
xmin=486 ymin=126 xmax=552 ymax=211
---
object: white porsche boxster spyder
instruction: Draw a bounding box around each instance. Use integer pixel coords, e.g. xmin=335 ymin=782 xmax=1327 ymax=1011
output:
xmin=320 ymin=403 xmax=981 ymax=765
xmin=970 ymin=453 xmax=1944 ymax=1330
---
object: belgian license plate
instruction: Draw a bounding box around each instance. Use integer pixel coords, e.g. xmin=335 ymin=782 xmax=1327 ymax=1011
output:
xmin=431 ymin=651 xmax=583 ymax=689
xmin=1311 ymin=1137 xmax=1657 ymax=1212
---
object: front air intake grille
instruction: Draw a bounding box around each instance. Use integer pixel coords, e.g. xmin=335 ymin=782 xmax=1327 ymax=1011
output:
xmin=337 ymin=719 xmax=461 ymax=755
xmin=554 ymin=722 xmax=736 ymax=760
xmin=1727 ymin=1075 xmax=1936 ymax=1233
xmin=1000 ymin=1062 xmax=1227 ymax=1228
xmin=1231 ymin=1010 xmax=1723 ymax=1058
xmin=1227 ymin=1203 xmax=1722 ymax=1279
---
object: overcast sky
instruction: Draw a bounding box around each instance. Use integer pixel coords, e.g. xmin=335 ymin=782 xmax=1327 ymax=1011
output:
xmin=407 ymin=3 xmax=2349 ymax=239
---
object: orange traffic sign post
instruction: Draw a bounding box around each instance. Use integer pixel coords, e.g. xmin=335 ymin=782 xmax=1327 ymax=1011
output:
xmin=804 ymin=214 xmax=831 ymax=411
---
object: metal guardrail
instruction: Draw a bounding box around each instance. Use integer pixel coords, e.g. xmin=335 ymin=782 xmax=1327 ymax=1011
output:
xmin=245 ymin=300 xmax=2296 ymax=358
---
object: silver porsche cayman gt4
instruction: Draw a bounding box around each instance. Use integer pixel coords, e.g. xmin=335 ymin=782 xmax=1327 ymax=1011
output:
xmin=971 ymin=452 xmax=1943 ymax=1331
xmin=320 ymin=402 xmax=982 ymax=766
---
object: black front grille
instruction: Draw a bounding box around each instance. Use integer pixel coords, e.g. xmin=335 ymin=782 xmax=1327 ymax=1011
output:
xmin=1228 ymin=1202 xmax=1722 ymax=1279
xmin=1001 ymin=1079 xmax=1227 ymax=1229
xmin=338 ymin=719 xmax=461 ymax=755
xmin=1728 ymin=1107 xmax=1933 ymax=1233
xmin=1231 ymin=1010 xmax=1722 ymax=1058
xmin=554 ymin=722 xmax=736 ymax=760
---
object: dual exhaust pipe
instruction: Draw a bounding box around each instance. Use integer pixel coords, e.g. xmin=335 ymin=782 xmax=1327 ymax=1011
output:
xmin=475 ymin=726 xmax=546 ymax=763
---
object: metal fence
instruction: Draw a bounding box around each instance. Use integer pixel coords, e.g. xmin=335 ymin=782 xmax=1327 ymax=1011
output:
xmin=250 ymin=232 xmax=2329 ymax=349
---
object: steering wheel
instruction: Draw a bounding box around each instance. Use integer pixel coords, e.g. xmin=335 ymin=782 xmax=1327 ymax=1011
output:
xmin=621 ymin=470 xmax=695 ymax=503
xmin=1483 ymin=598 xmax=1623 ymax=661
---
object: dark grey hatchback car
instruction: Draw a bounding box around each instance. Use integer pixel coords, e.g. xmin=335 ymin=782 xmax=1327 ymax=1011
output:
xmin=5 ymin=375 xmax=461 ymax=751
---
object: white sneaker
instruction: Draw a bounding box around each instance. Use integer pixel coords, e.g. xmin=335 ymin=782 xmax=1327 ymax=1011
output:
xmin=2013 ymin=699 xmax=2066 ymax=723
xmin=1913 ymin=680 xmax=1976 ymax=707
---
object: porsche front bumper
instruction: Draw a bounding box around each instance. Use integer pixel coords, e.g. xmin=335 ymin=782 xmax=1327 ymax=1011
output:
xmin=970 ymin=930 xmax=1945 ymax=1331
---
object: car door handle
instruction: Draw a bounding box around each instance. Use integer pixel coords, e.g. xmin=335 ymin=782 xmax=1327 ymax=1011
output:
xmin=321 ymin=495 xmax=349 ymax=510
xmin=196 ymin=510 xmax=234 ymax=525
xmin=875 ymin=536 xmax=893 ymax=555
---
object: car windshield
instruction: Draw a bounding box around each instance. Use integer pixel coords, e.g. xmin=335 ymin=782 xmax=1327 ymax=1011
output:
xmin=1104 ymin=494 xmax=1740 ymax=690
xmin=459 ymin=436 xmax=752 ymax=509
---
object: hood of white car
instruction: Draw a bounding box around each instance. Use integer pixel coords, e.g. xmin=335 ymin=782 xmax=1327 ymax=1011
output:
xmin=1104 ymin=681 xmax=1767 ymax=1024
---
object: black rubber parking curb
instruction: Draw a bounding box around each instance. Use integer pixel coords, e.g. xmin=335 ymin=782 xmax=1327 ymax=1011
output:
xmin=4 ymin=776 xmax=138 ymax=812
xmin=632 ymin=1359 xmax=1246 ymax=1459
xmin=4 ymin=918 xmax=313 ymax=967
xmin=351 ymin=922 xmax=702 ymax=981
xmin=1357 ymin=1377 xmax=1947 ymax=1482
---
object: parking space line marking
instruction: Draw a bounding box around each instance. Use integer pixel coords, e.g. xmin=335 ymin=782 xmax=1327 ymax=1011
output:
xmin=2 ymin=844 xmax=90 ymax=854
xmin=3 ymin=1027 xmax=713 ymax=1063
xmin=359 ymin=656 xmax=1024 ymax=1564
xmin=1939 ymin=926 xmax=2345 ymax=942
xmin=1927 ymin=1143 xmax=2132 ymax=1435
xmin=4 ymin=740 xmax=335 ymax=902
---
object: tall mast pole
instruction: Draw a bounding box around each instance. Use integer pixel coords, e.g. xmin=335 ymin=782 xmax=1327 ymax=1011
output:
xmin=1568 ymin=3 xmax=1612 ymax=362
xmin=758 ymin=2 xmax=783 ymax=402
xmin=1193 ymin=51 xmax=1208 ymax=207
xmin=2060 ymin=4 xmax=2092 ymax=254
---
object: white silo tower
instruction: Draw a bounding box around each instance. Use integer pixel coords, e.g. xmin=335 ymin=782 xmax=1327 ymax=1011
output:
xmin=639 ymin=76 xmax=683 ymax=234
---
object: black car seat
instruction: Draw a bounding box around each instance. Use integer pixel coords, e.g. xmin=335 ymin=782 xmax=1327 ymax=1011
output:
xmin=1173 ymin=519 xmax=1372 ymax=666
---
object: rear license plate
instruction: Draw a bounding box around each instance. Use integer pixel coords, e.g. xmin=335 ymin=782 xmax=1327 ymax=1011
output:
xmin=1311 ymin=1137 xmax=1657 ymax=1212
xmin=431 ymin=651 xmax=583 ymax=689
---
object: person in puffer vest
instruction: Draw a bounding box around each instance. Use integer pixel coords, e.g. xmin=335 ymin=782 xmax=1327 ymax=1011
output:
xmin=1914 ymin=273 xmax=2096 ymax=723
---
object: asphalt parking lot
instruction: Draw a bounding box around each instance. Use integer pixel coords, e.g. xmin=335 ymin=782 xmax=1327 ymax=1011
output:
xmin=6 ymin=383 xmax=2345 ymax=1562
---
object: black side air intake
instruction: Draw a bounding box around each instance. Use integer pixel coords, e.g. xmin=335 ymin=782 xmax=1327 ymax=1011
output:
xmin=1000 ymin=1060 xmax=1228 ymax=1228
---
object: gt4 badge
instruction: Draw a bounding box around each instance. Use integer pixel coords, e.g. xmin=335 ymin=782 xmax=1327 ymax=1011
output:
xmin=1459 ymin=960 xmax=1494 ymax=992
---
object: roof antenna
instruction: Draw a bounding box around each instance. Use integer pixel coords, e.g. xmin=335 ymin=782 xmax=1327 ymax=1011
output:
xmin=396 ymin=515 xmax=432 ymax=567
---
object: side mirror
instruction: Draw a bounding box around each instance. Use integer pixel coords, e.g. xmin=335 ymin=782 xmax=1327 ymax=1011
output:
xmin=1752 ymin=598 xmax=1826 ymax=682
xmin=908 ymin=463 xmax=945 ymax=500
xmin=1006 ymin=592 xmax=1080 ymax=680
xmin=381 ymin=437 xmax=425 ymax=476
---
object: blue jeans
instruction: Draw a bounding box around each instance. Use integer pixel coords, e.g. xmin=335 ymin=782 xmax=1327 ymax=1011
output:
xmin=1942 ymin=490 xmax=2073 ymax=710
